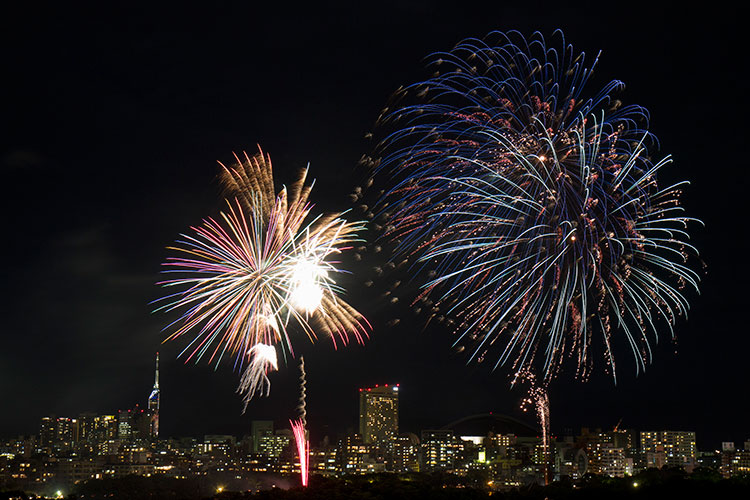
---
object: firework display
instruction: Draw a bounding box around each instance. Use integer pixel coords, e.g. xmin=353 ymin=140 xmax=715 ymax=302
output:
xmin=157 ymin=149 xmax=370 ymax=407
xmin=373 ymin=30 xmax=701 ymax=384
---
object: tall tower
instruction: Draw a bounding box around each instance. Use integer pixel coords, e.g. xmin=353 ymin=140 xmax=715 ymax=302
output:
xmin=358 ymin=384 xmax=399 ymax=444
xmin=148 ymin=352 xmax=160 ymax=439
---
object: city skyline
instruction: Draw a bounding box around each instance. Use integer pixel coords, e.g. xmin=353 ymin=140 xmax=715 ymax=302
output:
xmin=2 ymin=0 xmax=747 ymax=461
xmin=6 ymin=368 xmax=746 ymax=458
xmin=6 ymin=380 xmax=749 ymax=494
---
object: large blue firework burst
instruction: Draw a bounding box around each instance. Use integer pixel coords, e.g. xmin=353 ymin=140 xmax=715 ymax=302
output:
xmin=373 ymin=30 xmax=701 ymax=384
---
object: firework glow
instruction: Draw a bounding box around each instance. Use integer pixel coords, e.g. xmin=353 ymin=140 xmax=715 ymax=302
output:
xmin=157 ymin=148 xmax=370 ymax=408
xmin=373 ymin=30 xmax=701 ymax=385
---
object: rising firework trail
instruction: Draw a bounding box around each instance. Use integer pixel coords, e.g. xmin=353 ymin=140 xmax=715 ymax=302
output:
xmin=290 ymin=356 xmax=309 ymax=486
xmin=290 ymin=420 xmax=309 ymax=487
xmin=298 ymin=356 xmax=307 ymax=426
xmin=521 ymin=372 xmax=551 ymax=484
xmin=156 ymin=148 xmax=370 ymax=409
xmin=370 ymin=30 xmax=702 ymax=483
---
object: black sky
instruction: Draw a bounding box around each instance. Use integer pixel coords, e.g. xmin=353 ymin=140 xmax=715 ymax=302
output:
xmin=1 ymin=2 xmax=746 ymax=450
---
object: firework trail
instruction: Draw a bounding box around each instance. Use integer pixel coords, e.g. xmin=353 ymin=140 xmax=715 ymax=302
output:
xmin=291 ymin=356 xmax=309 ymax=486
xmin=298 ymin=356 xmax=307 ymax=426
xmin=372 ymin=30 xmax=701 ymax=385
xmin=156 ymin=148 xmax=370 ymax=406
xmin=290 ymin=419 xmax=309 ymax=486
xmin=521 ymin=372 xmax=550 ymax=484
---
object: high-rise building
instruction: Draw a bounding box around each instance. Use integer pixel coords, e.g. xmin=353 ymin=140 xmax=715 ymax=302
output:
xmin=96 ymin=415 xmax=118 ymax=442
xmin=200 ymin=435 xmax=236 ymax=459
xmin=118 ymin=410 xmax=133 ymax=440
xmin=421 ymin=430 xmax=459 ymax=472
xmin=720 ymin=445 xmax=750 ymax=478
xmin=393 ymin=433 xmax=420 ymax=472
xmin=148 ymin=352 xmax=160 ymax=439
xmin=251 ymin=421 xmax=274 ymax=453
xmin=358 ymin=384 xmax=399 ymax=444
xmin=39 ymin=417 xmax=56 ymax=452
xmin=78 ymin=413 xmax=98 ymax=443
xmin=39 ymin=416 xmax=79 ymax=453
xmin=588 ymin=441 xmax=631 ymax=477
xmin=584 ymin=431 xmax=635 ymax=477
xmin=258 ymin=430 xmax=292 ymax=459
xmin=337 ymin=434 xmax=375 ymax=474
xmin=640 ymin=431 xmax=696 ymax=471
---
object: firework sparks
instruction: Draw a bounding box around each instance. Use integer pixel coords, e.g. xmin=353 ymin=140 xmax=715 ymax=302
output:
xmin=291 ymin=356 xmax=309 ymax=486
xmin=521 ymin=372 xmax=551 ymax=484
xmin=290 ymin=418 xmax=309 ymax=486
xmin=237 ymin=343 xmax=278 ymax=408
xmin=373 ymin=30 xmax=701 ymax=384
xmin=156 ymin=148 xmax=370 ymax=405
xmin=371 ymin=31 xmax=702 ymax=485
xmin=297 ymin=356 xmax=307 ymax=426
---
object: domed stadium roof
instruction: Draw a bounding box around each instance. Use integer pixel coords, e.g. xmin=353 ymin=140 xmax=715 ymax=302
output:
xmin=440 ymin=413 xmax=539 ymax=437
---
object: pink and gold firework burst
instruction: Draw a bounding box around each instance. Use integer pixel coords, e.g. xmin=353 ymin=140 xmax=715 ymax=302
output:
xmin=156 ymin=148 xmax=370 ymax=408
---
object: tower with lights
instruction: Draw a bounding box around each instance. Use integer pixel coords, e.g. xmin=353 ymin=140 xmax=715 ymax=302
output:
xmin=148 ymin=352 xmax=160 ymax=439
xmin=358 ymin=384 xmax=399 ymax=444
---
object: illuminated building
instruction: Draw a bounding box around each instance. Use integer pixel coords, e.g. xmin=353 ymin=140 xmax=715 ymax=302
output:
xmin=581 ymin=431 xmax=634 ymax=477
xmin=392 ymin=433 xmax=420 ymax=472
xmin=720 ymin=441 xmax=750 ymax=478
xmin=358 ymin=384 xmax=399 ymax=445
xmin=74 ymin=413 xmax=117 ymax=450
xmin=609 ymin=429 xmax=638 ymax=457
xmin=258 ymin=430 xmax=291 ymax=459
xmin=421 ymin=430 xmax=460 ymax=472
xmin=78 ymin=413 xmax=97 ymax=443
xmin=99 ymin=415 xmax=118 ymax=441
xmin=39 ymin=417 xmax=56 ymax=452
xmin=148 ymin=352 xmax=160 ymax=439
xmin=338 ymin=434 xmax=379 ymax=474
xmin=200 ymin=435 xmax=235 ymax=460
xmin=640 ymin=431 xmax=696 ymax=471
xmin=251 ymin=421 xmax=274 ymax=453
xmin=555 ymin=445 xmax=588 ymax=480
xmin=588 ymin=441 xmax=631 ymax=477
xmin=118 ymin=410 xmax=133 ymax=440
xmin=117 ymin=406 xmax=154 ymax=442
xmin=310 ymin=446 xmax=338 ymax=476
xmin=39 ymin=417 xmax=78 ymax=453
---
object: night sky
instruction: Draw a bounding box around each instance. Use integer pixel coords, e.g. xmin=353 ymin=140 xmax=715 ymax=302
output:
xmin=2 ymin=2 xmax=746 ymax=450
